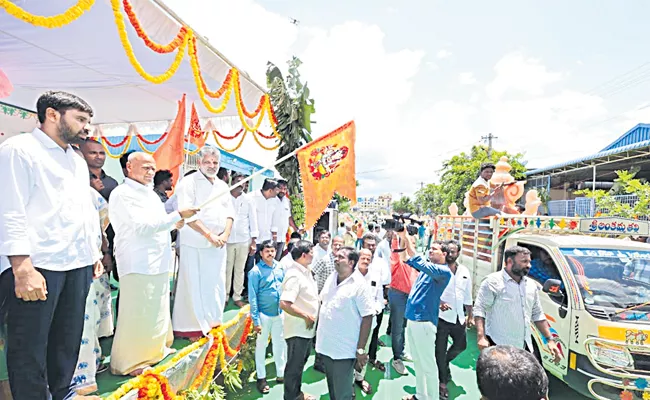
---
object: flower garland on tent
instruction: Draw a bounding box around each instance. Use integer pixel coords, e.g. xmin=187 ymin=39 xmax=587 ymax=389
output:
xmin=0 ymin=0 xmax=283 ymax=147
xmin=105 ymin=306 xmax=253 ymax=400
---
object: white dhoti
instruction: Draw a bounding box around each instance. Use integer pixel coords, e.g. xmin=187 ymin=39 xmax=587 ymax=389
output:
xmin=172 ymin=244 xmax=227 ymax=337
xmin=96 ymin=272 xmax=114 ymax=338
xmin=72 ymin=278 xmax=103 ymax=394
xmin=110 ymin=272 xmax=174 ymax=375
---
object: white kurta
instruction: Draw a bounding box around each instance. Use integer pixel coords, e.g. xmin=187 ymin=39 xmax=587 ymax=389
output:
xmin=108 ymin=178 xmax=180 ymax=375
xmin=172 ymin=172 xmax=235 ymax=336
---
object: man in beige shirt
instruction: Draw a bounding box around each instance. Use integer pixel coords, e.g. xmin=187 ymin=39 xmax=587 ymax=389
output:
xmin=280 ymin=240 xmax=319 ymax=400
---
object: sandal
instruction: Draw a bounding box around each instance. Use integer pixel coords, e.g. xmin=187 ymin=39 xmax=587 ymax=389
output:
xmin=440 ymin=384 xmax=450 ymax=400
xmin=355 ymin=379 xmax=373 ymax=394
xmin=370 ymin=359 xmax=386 ymax=372
xmin=256 ymin=378 xmax=270 ymax=394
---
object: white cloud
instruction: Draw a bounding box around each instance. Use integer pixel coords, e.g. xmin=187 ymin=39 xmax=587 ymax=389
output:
xmin=459 ymin=72 xmax=477 ymax=85
xmin=437 ymin=49 xmax=452 ymax=59
xmin=486 ymin=53 xmax=563 ymax=100
xmin=426 ymin=61 xmax=439 ymax=70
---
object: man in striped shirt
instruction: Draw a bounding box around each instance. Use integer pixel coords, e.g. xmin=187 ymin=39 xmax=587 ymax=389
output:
xmin=473 ymin=246 xmax=561 ymax=363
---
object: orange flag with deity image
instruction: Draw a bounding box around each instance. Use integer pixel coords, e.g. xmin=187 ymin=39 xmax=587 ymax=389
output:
xmin=297 ymin=121 xmax=357 ymax=229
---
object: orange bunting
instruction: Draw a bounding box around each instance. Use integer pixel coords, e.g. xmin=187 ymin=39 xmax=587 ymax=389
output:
xmin=297 ymin=121 xmax=357 ymax=229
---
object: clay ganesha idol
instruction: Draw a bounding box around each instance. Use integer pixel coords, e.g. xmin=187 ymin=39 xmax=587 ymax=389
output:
xmin=488 ymin=156 xmax=526 ymax=215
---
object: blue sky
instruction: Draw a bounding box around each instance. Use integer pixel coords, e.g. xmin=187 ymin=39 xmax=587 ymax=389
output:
xmin=166 ymin=0 xmax=650 ymax=197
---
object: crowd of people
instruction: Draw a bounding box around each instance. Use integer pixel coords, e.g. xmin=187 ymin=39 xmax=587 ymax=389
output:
xmin=0 ymin=90 xmax=561 ymax=400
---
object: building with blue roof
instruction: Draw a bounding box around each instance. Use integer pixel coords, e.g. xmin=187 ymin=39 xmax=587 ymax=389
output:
xmin=526 ymin=123 xmax=650 ymax=215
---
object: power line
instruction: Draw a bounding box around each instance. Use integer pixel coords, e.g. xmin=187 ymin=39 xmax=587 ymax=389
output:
xmin=481 ymin=133 xmax=498 ymax=158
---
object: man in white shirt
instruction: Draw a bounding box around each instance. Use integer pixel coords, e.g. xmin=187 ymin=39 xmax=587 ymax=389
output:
xmin=275 ymin=179 xmax=298 ymax=260
xmin=109 ymin=152 xmax=197 ymax=376
xmin=226 ymin=174 xmax=258 ymax=307
xmin=316 ymin=247 xmax=375 ymax=400
xmin=435 ymin=240 xmax=473 ymax=399
xmin=354 ymin=249 xmax=384 ymax=394
xmin=0 ymin=91 xmax=104 ymax=400
xmin=313 ymin=229 xmax=332 ymax=265
xmin=474 ymin=246 xmax=562 ymax=362
xmin=249 ymin=178 xmax=281 ymax=262
xmin=172 ymin=147 xmax=235 ymax=339
xmin=280 ymin=240 xmax=318 ymax=400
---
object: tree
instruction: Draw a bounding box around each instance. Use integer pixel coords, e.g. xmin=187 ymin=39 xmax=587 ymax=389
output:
xmin=392 ymin=196 xmax=417 ymax=214
xmin=416 ymin=145 xmax=528 ymax=215
xmin=267 ymin=57 xmax=316 ymax=226
xmin=576 ymin=169 xmax=650 ymax=218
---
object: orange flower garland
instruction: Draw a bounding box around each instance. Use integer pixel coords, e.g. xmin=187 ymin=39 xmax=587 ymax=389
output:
xmin=212 ymin=130 xmax=247 ymax=153
xmin=122 ymin=0 xmax=188 ymax=54
xmin=190 ymin=337 xmax=221 ymax=391
xmin=188 ymin=37 xmax=233 ymax=114
xmin=252 ymin=130 xmax=281 ymax=151
xmin=214 ymin=128 xmax=244 ymax=140
xmin=233 ymin=70 xmax=266 ymax=119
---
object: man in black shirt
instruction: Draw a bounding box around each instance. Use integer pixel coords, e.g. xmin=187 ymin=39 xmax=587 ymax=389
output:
xmin=80 ymin=138 xmax=118 ymax=200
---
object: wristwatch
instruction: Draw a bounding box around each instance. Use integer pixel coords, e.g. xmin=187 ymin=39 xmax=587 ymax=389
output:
xmin=357 ymin=348 xmax=366 ymax=356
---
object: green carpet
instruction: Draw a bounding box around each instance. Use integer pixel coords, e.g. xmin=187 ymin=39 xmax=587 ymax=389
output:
xmin=226 ymin=315 xmax=587 ymax=400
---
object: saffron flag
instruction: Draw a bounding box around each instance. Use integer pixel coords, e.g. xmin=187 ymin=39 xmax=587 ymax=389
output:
xmin=297 ymin=121 xmax=357 ymax=229
xmin=187 ymin=102 xmax=206 ymax=149
xmin=153 ymin=94 xmax=186 ymax=187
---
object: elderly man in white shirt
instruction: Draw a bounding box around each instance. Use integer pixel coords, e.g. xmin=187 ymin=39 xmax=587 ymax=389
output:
xmin=0 ymin=91 xmax=104 ymax=400
xmin=435 ymin=240 xmax=473 ymax=399
xmin=109 ymin=152 xmax=197 ymax=376
xmin=316 ymin=246 xmax=375 ymax=400
xmin=172 ymin=147 xmax=235 ymax=339
xmin=474 ymin=246 xmax=562 ymax=363
xmin=226 ymin=173 xmax=258 ymax=308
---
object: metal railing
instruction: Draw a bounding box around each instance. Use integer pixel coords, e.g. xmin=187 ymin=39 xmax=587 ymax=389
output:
xmin=547 ymin=195 xmax=640 ymax=217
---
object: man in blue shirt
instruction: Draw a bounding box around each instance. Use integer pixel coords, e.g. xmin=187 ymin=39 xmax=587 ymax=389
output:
xmin=398 ymin=230 xmax=452 ymax=400
xmin=248 ymin=240 xmax=287 ymax=394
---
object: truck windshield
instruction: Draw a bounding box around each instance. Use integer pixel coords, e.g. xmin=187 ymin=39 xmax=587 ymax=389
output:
xmin=560 ymin=248 xmax=650 ymax=313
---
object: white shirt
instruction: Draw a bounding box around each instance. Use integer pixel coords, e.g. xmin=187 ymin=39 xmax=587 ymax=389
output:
xmin=175 ymin=172 xmax=235 ymax=248
xmin=312 ymin=245 xmax=330 ymax=265
xmin=281 ymin=261 xmax=320 ymax=339
xmin=474 ymin=269 xmax=546 ymax=350
xmin=164 ymin=193 xmax=178 ymax=214
xmin=370 ymin=257 xmax=391 ymax=286
xmin=316 ymin=270 xmax=375 ymax=360
xmin=376 ymin=238 xmax=391 ymax=261
xmin=250 ymin=190 xmax=279 ymax=242
xmin=280 ymin=253 xmax=294 ymax=270
xmin=360 ymin=266 xmax=384 ymax=330
xmin=439 ymin=263 xmax=473 ymax=325
xmin=0 ymin=129 xmax=100 ymax=274
xmin=109 ymin=178 xmax=181 ymax=276
xmin=337 ymin=227 xmax=346 ymax=237
xmin=276 ymin=195 xmax=292 ymax=239
xmin=228 ymin=193 xmax=259 ymax=244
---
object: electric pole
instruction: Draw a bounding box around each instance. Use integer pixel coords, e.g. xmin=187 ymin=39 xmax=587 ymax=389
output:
xmin=481 ymin=133 xmax=498 ymax=159
xmin=417 ymin=182 xmax=425 ymax=190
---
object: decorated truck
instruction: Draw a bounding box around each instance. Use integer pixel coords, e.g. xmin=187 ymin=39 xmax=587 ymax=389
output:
xmin=435 ymin=214 xmax=650 ymax=400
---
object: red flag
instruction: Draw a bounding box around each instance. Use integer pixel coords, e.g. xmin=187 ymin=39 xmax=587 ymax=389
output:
xmin=187 ymin=102 xmax=206 ymax=149
xmin=153 ymin=94 xmax=186 ymax=187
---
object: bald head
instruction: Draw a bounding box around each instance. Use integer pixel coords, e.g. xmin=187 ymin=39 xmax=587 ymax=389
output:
xmin=126 ymin=152 xmax=156 ymax=185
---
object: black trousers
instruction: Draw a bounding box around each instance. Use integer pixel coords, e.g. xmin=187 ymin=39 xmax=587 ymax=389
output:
xmin=1 ymin=266 xmax=92 ymax=400
xmin=435 ymin=318 xmax=467 ymax=384
xmin=284 ymin=337 xmax=312 ymax=400
xmin=368 ymin=311 xmax=384 ymax=361
xmin=322 ymin=355 xmax=355 ymax=400
xmin=243 ymin=243 xmax=264 ymax=297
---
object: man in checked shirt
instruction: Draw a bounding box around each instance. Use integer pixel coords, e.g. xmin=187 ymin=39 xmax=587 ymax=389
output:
xmin=473 ymin=246 xmax=562 ymax=363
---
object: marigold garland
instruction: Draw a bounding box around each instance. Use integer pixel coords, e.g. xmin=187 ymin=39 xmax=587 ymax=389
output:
xmin=111 ymin=0 xmax=188 ymax=84
xmin=255 ymin=130 xmax=278 ymax=140
xmin=214 ymin=128 xmax=244 ymax=140
xmin=232 ymin=70 xmax=266 ymax=119
xmin=101 ymin=135 xmax=130 ymax=148
xmin=137 ymin=131 xmax=168 ymax=145
xmin=188 ymin=37 xmax=233 ymax=114
xmin=212 ymin=130 xmax=247 ymax=152
xmin=0 ymin=0 xmax=95 ymax=28
xmin=100 ymin=135 xmax=133 ymax=159
xmin=232 ymin=72 xmax=268 ymax=133
xmin=121 ymin=0 xmax=188 ymax=54
xmin=105 ymin=307 xmax=252 ymax=400
xmin=252 ymin=130 xmax=281 ymax=151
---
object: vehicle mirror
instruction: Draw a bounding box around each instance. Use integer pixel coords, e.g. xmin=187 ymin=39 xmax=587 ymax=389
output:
xmin=543 ymin=279 xmax=563 ymax=298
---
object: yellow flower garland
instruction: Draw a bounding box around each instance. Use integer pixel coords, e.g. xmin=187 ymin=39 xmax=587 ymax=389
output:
xmin=100 ymin=136 xmax=133 ymax=159
xmin=105 ymin=306 xmax=251 ymax=400
xmin=212 ymin=130 xmax=247 ymax=153
xmin=252 ymin=130 xmax=281 ymax=151
xmin=188 ymin=38 xmax=233 ymax=114
xmin=0 ymin=0 xmax=95 ymax=28
xmin=110 ymin=0 xmax=188 ymax=84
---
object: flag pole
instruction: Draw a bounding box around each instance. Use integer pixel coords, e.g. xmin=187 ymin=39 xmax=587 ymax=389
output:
xmin=198 ymin=141 xmax=305 ymax=209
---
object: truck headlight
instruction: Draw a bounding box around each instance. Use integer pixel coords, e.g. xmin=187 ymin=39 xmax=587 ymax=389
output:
xmin=587 ymin=341 xmax=634 ymax=368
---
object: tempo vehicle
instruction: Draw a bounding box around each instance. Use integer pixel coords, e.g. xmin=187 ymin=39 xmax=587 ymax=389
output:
xmin=435 ymin=215 xmax=650 ymax=400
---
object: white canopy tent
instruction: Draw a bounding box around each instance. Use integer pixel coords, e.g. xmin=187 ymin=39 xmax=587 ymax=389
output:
xmin=0 ymin=0 xmax=279 ymax=166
